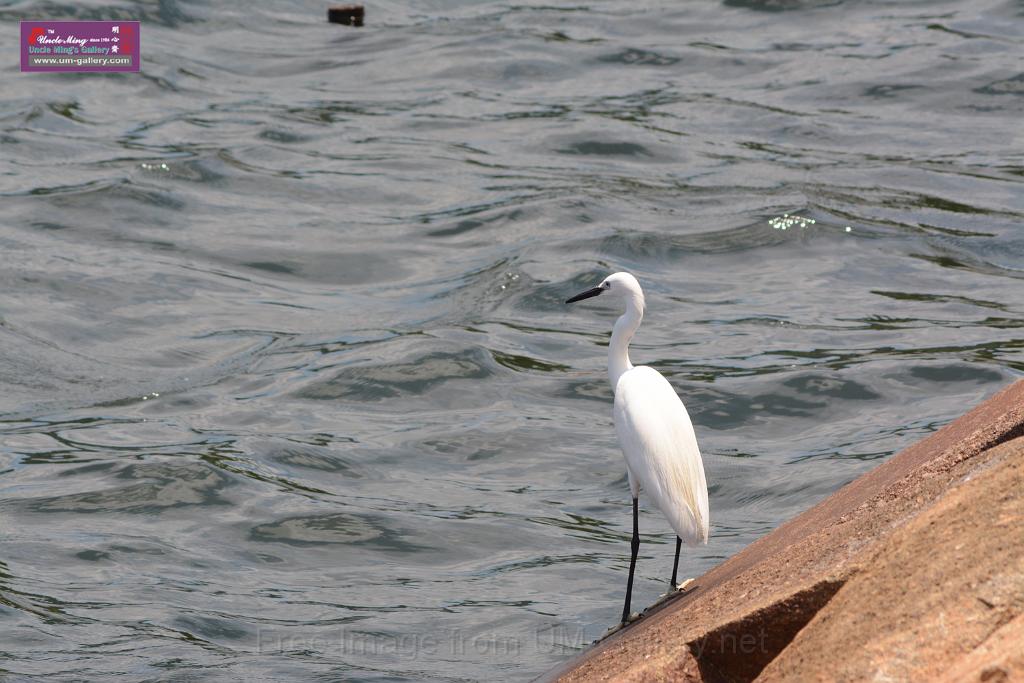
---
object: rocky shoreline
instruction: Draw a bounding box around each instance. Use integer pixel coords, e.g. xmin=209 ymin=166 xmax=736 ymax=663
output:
xmin=541 ymin=380 xmax=1024 ymax=682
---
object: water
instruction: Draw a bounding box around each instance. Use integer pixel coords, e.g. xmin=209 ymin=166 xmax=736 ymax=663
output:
xmin=2 ymin=0 xmax=1023 ymax=680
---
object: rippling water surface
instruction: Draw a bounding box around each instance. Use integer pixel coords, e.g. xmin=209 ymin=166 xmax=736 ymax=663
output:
xmin=2 ymin=0 xmax=1024 ymax=680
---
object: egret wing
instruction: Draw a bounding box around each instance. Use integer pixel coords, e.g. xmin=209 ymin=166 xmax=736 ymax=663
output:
xmin=613 ymin=366 xmax=709 ymax=545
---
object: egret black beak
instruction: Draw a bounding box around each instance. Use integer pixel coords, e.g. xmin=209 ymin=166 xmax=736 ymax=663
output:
xmin=566 ymin=286 xmax=604 ymax=304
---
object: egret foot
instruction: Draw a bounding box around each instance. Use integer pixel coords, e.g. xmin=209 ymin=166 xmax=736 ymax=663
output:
xmin=599 ymin=612 xmax=640 ymax=641
xmin=650 ymin=591 xmax=678 ymax=609
xmin=648 ymin=577 xmax=698 ymax=610
xmin=597 ymin=623 xmax=622 ymax=642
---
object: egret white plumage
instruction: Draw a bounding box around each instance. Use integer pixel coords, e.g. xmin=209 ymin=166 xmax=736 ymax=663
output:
xmin=566 ymin=272 xmax=709 ymax=625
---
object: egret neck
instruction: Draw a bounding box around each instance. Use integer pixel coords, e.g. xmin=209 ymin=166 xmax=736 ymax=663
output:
xmin=608 ymin=290 xmax=644 ymax=391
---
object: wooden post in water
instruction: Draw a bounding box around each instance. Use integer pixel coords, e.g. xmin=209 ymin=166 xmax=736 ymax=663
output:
xmin=328 ymin=5 xmax=365 ymax=26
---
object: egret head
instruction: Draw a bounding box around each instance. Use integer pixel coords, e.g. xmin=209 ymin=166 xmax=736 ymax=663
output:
xmin=565 ymin=272 xmax=645 ymax=310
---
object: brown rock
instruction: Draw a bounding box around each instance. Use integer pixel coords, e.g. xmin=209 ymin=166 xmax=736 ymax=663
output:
xmin=758 ymin=437 xmax=1023 ymax=682
xmin=542 ymin=380 xmax=1024 ymax=683
xmin=937 ymin=613 xmax=1024 ymax=683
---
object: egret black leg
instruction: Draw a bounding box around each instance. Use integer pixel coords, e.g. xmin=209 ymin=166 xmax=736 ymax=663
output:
xmin=670 ymin=536 xmax=682 ymax=588
xmin=621 ymin=497 xmax=640 ymax=625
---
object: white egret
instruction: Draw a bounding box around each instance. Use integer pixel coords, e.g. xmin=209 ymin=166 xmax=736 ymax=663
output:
xmin=566 ymin=272 xmax=709 ymax=625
